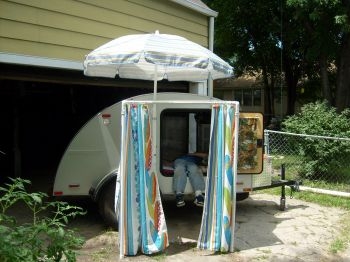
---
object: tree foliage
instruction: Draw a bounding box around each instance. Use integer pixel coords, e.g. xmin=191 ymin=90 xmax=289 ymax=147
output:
xmin=208 ymin=0 xmax=286 ymax=117
xmin=205 ymin=0 xmax=350 ymax=113
xmin=286 ymin=0 xmax=350 ymax=111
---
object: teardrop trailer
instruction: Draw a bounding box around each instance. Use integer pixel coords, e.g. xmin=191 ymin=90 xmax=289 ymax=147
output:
xmin=52 ymin=92 xmax=297 ymax=229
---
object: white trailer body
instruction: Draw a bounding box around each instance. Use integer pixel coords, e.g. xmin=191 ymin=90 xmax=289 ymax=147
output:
xmin=53 ymin=92 xmax=266 ymax=227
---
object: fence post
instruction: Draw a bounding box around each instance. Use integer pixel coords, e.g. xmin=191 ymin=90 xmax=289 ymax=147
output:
xmin=280 ymin=164 xmax=286 ymax=211
xmin=264 ymin=130 xmax=269 ymax=155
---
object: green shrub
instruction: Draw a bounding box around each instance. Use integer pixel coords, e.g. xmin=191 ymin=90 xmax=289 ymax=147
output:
xmin=282 ymin=101 xmax=350 ymax=181
xmin=0 ymin=178 xmax=86 ymax=262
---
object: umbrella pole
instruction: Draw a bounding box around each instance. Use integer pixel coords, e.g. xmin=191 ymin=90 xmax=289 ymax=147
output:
xmin=152 ymin=63 xmax=157 ymax=181
xmin=153 ymin=64 xmax=158 ymax=101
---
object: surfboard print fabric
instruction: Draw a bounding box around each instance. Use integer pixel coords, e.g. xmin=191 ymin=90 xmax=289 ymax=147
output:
xmin=119 ymin=103 xmax=168 ymax=258
xmin=198 ymin=103 xmax=238 ymax=252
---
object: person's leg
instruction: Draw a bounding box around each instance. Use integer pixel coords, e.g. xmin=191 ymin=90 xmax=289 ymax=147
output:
xmin=173 ymin=159 xmax=187 ymax=207
xmin=172 ymin=159 xmax=188 ymax=193
xmin=187 ymin=162 xmax=205 ymax=193
xmin=187 ymin=162 xmax=205 ymax=207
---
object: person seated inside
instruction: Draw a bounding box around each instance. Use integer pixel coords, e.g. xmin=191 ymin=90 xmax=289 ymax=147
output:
xmin=172 ymin=152 xmax=207 ymax=208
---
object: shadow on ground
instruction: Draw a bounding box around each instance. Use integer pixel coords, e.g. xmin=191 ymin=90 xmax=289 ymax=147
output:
xmin=3 ymin=176 xmax=348 ymax=262
xmin=235 ymin=197 xmax=308 ymax=251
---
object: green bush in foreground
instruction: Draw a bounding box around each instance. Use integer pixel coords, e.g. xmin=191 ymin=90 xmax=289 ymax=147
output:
xmin=0 ymin=178 xmax=86 ymax=262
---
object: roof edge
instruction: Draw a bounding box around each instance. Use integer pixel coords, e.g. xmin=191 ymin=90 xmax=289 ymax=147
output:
xmin=170 ymin=0 xmax=218 ymax=17
xmin=0 ymin=52 xmax=83 ymax=70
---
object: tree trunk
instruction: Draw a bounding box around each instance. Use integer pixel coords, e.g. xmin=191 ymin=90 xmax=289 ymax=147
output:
xmin=262 ymin=67 xmax=272 ymax=120
xmin=283 ymin=56 xmax=298 ymax=116
xmin=270 ymin=74 xmax=276 ymax=117
xmin=319 ymin=54 xmax=333 ymax=105
xmin=336 ymin=32 xmax=350 ymax=112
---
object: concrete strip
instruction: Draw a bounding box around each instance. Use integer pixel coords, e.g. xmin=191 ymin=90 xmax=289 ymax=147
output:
xmin=299 ymin=186 xmax=350 ymax=198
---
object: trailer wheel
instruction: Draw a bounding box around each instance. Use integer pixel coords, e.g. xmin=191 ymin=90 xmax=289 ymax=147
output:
xmin=236 ymin=192 xmax=249 ymax=201
xmin=98 ymin=180 xmax=119 ymax=230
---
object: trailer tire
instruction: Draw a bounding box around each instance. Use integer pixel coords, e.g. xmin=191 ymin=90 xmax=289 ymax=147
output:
xmin=98 ymin=180 xmax=119 ymax=230
xmin=236 ymin=192 xmax=249 ymax=201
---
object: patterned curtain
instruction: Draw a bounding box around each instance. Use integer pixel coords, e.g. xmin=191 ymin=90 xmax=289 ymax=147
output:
xmin=119 ymin=103 xmax=168 ymax=258
xmin=197 ymin=104 xmax=238 ymax=252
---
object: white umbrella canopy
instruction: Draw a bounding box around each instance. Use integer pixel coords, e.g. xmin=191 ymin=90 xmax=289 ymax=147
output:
xmin=83 ymin=31 xmax=233 ymax=83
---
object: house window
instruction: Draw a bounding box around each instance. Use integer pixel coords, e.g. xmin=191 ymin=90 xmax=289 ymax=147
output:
xmin=253 ymin=89 xmax=261 ymax=106
xmin=234 ymin=90 xmax=243 ymax=104
xmin=243 ymin=89 xmax=252 ymax=106
xmin=234 ymin=88 xmax=261 ymax=106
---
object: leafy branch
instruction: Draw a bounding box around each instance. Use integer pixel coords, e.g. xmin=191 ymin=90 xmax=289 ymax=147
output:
xmin=0 ymin=178 xmax=86 ymax=262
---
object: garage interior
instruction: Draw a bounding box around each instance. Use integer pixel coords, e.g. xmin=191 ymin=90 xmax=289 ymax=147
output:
xmin=0 ymin=63 xmax=188 ymax=191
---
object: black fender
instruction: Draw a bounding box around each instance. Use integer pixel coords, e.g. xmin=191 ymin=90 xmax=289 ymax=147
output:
xmin=89 ymin=170 xmax=118 ymax=202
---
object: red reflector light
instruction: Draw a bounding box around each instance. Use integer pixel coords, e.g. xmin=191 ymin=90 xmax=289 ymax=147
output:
xmin=53 ymin=191 xmax=63 ymax=196
xmin=102 ymin=113 xmax=111 ymax=118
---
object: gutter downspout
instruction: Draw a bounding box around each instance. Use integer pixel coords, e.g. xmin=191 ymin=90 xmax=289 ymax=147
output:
xmin=208 ymin=16 xmax=215 ymax=97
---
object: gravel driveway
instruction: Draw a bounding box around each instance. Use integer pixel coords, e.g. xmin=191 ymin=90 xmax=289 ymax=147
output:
xmin=72 ymin=193 xmax=349 ymax=262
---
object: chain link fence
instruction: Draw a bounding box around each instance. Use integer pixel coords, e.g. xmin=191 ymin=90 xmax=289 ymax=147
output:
xmin=264 ymin=130 xmax=350 ymax=193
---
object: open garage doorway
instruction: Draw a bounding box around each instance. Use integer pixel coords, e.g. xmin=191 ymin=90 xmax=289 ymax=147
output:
xmin=0 ymin=64 xmax=188 ymax=192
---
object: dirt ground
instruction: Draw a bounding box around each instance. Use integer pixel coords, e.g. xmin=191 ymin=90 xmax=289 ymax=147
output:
xmin=70 ymin=193 xmax=350 ymax=262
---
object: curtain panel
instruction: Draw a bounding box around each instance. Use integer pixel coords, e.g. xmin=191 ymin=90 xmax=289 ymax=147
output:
xmin=119 ymin=103 xmax=168 ymax=258
xmin=197 ymin=104 xmax=238 ymax=252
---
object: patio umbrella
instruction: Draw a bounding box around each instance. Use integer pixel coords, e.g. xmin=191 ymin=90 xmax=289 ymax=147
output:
xmin=83 ymin=31 xmax=233 ymax=97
